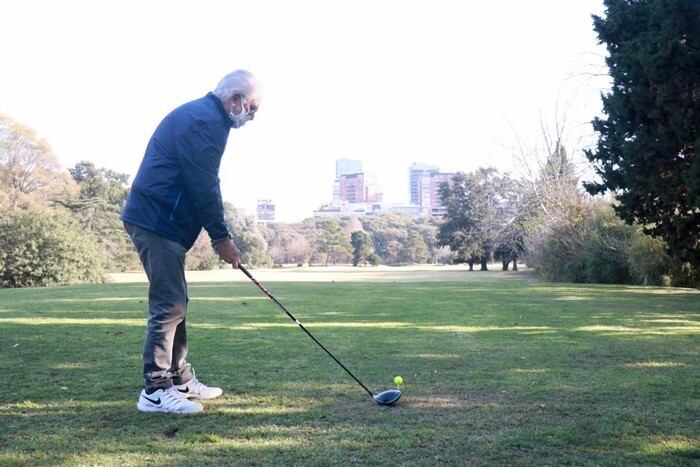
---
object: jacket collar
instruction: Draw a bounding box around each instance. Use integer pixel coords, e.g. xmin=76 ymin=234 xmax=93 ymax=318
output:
xmin=207 ymin=92 xmax=233 ymax=128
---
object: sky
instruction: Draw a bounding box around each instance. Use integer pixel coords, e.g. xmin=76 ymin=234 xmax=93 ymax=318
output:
xmin=0 ymin=0 xmax=609 ymax=222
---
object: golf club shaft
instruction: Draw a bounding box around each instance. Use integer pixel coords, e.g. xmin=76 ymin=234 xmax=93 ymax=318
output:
xmin=238 ymin=265 xmax=375 ymax=398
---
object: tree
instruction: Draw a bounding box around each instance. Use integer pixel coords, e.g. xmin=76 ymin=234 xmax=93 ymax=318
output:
xmin=0 ymin=114 xmax=76 ymax=209
xmin=59 ymin=161 xmax=138 ymax=272
xmin=437 ymin=172 xmax=479 ymax=267
xmin=315 ymin=219 xmax=352 ymax=266
xmin=223 ymin=202 xmax=272 ymax=267
xmin=0 ymin=208 xmax=104 ymax=287
xmin=268 ymin=223 xmax=312 ymax=264
xmin=586 ymin=0 xmax=700 ymax=281
xmin=523 ymin=146 xmax=592 ymax=279
xmin=351 ymin=230 xmax=374 ymax=266
xmin=186 ymin=231 xmax=220 ymax=271
xmin=438 ymin=168 xmax=516 ymax=271
xmin=401 ymin=231 xmax=429 ymax=264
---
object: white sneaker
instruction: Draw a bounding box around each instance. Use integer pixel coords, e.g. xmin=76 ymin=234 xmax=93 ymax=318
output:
xmin=137 ymin=387 xmax=203 ymax=414
xmin=175 ymin=377 xmax=223 ymax=400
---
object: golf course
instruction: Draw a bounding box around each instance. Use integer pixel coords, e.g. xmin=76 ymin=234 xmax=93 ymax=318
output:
xmin=1 ymin=267 xmax=698 ymax=466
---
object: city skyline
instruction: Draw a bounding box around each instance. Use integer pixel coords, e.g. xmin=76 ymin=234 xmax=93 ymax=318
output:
xmin=312 ymin=158 xmax=454 ymax=219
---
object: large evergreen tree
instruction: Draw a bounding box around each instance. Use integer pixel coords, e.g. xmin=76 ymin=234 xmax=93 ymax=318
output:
xmin=586 ymin=0 xmax=700 ymax=267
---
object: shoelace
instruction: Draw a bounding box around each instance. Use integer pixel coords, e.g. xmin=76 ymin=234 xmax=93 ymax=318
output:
xmin=159 ymin=388 xmax=194 ymax=411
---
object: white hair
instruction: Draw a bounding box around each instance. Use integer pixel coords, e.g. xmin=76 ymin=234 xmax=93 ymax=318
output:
xmin=213 ymin=69 xmax=261 ymax=102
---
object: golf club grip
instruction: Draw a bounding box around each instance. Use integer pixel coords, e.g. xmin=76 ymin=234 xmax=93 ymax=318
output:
xmin=237 ymin=265 xmax=375 ymax=398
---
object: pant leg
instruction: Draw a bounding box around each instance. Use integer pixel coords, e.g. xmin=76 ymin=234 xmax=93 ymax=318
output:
xmin=124 ymin=222 xmax=192 ymax=390
xmin=170 ymin=313 xmax=195 ymax=385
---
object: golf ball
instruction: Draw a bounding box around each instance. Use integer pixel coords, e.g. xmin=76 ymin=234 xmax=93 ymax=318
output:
xmin=394 ymin=376 xmax=403 ymax=385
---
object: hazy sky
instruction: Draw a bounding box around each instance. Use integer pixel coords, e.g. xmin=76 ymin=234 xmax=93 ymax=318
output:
xmin=0 ymin=0 xmax=608 ymax=221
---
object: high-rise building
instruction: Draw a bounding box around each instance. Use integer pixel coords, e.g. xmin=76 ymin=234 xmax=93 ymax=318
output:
xmin=334 ymin=158 xmax=364 ymax=204
xmin=336 ymin=158 xmax=363 ymax=178
xmin=410 ymin=162 xmax=439 ymax=204
xmin=336 ymin=172 xmax=384 ymax=204
xmin=256 ymin=199 xmax=275 ymax=222
xmin=339 ymin=173 xmax=365 ymax=203
xmin=419 ymin=172 xmax=455 ymax=216
xmin=332 ymin=158 xmax=383 ymax=205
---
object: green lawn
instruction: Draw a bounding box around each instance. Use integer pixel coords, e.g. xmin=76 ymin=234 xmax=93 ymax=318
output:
xmin=1 ymin=277 xmax=699 ymax=466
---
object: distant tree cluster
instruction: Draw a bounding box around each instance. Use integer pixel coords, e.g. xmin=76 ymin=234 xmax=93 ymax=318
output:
xmin=233 ymin=213 xmax=449 ymax=268
xmin=0 ymin=115 xmax=115 ymax=286
xmin=436 ymin=138 xmax=681 ymax=285
xmin=437 ymin=168 xmax=524 ymax=271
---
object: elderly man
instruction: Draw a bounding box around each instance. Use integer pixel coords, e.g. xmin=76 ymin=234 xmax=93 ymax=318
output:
xmin=121 ymin=70 xmax=261 ymax=414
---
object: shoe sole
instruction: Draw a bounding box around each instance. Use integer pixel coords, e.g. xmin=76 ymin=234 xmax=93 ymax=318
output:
xmin=182 ymin=392 xmax=223 ymax=401
xmin=178 ymin=389 xmax=224 ymax=400
xmin=137 ymin=400 xmax=203 ymax=414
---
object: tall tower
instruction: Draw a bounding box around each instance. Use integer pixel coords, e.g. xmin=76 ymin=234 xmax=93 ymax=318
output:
xmin=256 ymin=199 xmax=275 ymax=222
xmin=409 ymin=162 xmax=439 ymax=205
xmin=418 ymin=172 xmax=455 ymax=216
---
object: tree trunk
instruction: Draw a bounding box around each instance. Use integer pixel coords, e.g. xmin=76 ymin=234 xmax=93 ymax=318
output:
xmin=512 ymin=258 xmax=518 ymax=271
xmin=468 ymin=260 xmax=474 ymax=271
xmin=502 ymin=260 xmax=509 ymax=271
xmin=480 ymin=258 xmax=488 ymax=271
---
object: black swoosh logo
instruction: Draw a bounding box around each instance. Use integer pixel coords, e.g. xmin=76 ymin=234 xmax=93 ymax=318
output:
xmin=178 ymin=387 xmax=190 ymax=393
xmin=143 ymin=395 xmax=161 ymax=405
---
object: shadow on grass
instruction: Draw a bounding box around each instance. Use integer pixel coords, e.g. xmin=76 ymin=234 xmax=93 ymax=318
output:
xmin=1 ymin=280 xmax=699 ymax=465
xmin=2 ymin=383 xmax=699 ymax=466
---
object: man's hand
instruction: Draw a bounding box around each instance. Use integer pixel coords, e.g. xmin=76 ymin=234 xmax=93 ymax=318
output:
xmin=211 ymin=236 xmax=241 ymax=268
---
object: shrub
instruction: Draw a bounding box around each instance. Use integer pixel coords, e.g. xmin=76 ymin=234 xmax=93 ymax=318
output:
xmin=185 ymin=231 xmax=220 ymax=271
xmin=581 ymin=207 xmax=634 ymax=284
xmin=526 ymin=203 xmax=676 ymax=286
xmin=0 ymin=208 xmax=104 ymax=287
xmin=368 ymin=254 xmax=382 ymax=266
xmin=524 ymin=201 xmax=591 ymax=283
xmin=627 ymin=231 xmax=672 ymax=286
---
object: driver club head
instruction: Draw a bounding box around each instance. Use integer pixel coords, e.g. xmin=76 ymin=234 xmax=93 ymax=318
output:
xmin=373 ymin=389 xmax=402 ymax=406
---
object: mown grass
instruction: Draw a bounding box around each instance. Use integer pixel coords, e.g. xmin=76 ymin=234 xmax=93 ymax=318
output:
xmin=0 ymin=277 xmax=699 ymax=466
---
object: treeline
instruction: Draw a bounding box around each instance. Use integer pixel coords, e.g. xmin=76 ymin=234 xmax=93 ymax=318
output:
xmin=1 ymin=113 xmax=453 ymax=287
xmin=185 ymin=208 xmax=450 ymax=270
xmin=2 ymin=110 xmax=696 ymax=288
xmin=0 ymin=115 xmax=140 ymax=287
xmin=435 ymin=145 xmax=694 ymax=287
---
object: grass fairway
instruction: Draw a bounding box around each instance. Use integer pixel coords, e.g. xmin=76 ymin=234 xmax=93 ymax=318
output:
xmin=1 ymin=276 xmax=699 ymax=466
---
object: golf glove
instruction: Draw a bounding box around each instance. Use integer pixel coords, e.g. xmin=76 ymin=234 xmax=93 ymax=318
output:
xmin=212 ymin=236 xmax=241 ymax=268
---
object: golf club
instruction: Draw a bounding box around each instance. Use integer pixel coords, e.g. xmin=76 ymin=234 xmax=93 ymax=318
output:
xmin=238 ymin=265 xmax=401 ymax=406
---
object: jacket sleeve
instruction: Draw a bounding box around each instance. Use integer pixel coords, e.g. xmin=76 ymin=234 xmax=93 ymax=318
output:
xmin=175 ymin=119 xmax=230 ymax=241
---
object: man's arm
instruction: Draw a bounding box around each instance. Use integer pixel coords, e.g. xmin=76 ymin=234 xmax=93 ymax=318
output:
xmin=175 ymin=119 xmax=230 ymax=241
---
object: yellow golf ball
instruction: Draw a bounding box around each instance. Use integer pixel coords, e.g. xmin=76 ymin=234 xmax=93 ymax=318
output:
xmin=394 ymin=376 xmax=403 ymax=385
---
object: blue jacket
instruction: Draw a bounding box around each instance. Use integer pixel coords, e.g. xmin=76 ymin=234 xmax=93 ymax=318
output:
xmin=121 ymin=92 xmax=233 ymax=249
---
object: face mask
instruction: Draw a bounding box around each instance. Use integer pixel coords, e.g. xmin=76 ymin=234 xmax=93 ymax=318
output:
xmin=229 ymin=96 xmax=252 ymax=128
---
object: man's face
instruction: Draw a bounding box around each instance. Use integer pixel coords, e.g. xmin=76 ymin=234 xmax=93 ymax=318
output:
xmin=230 ymin=94 xmax=259 ymax=121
